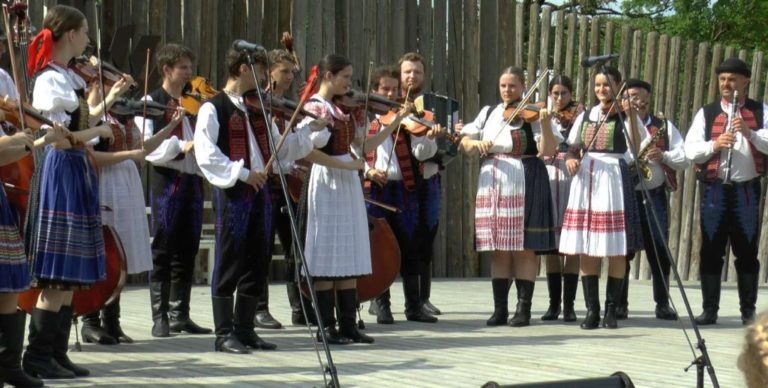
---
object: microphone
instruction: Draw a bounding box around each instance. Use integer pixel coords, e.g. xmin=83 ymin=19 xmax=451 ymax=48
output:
xmin=233 ymin=39 xmax=265 ymax=53
xmin=580 ymin=53 xmax=619 ymax=68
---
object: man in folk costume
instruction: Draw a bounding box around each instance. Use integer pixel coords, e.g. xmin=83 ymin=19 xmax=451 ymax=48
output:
xmin=619 ymin=79 xmax=689 ymax=321
xmin=398 ymin=52 xmax=442 ymax=319
xmin=135 ymin=44 xmax=211 ymax=337
xmin=684 ymin=58 xmax=768 ymax=325
xmin=365 ymin=66 xmax=440 ymax=324
xmin=194 ymin=47 xmax=317 ymax=353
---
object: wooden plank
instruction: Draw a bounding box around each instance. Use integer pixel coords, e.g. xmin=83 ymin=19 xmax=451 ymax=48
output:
xmin=525 ymin=2 xmax=540 ymax=86
xmin=723 ymin=46 xmax=735 ymax=60
xmin=462 ymin=0 xmax=481 ymax=276
xmin=515 ymin=2 xmax=524 ymax=67
xmin=390 ymin=0 xmax=406 ymax=63
xmin=432 ymin=0 xmax=447 ymax=95
xmin=574 ymin=15 xmax=588 ymax=106
xmin=248 ymin=0 xmax=263 ymax=44
xmin=347 ymin=0 xmax=365 ymax=91
xmin=707 ymin=44 xmax=724 ymax=101
xmin=564 ymin=12 xmax=576 ymax=77
xmin=263 ymin=0 xmax=279 ymax=50
xmin=182 ymin=0 xmax=202 ymax=74
xmin=587 ymin=16 xmax=599 ymax=107
xmin=750 ymin=52 xmax=764 ymax=99
xmin=164 ymin=0 xmax=182 ymax=44
xmin=739 ymin=48 xmax=749 ymax=62
xmin=277 ymin=0 xmax=292 ymax=42
xmin=291 ymin=0 xmax=308 ymax=83
xmin=306 ymin=0 xmax=322 ymax=66
xmin=321 ymin=0 xmax=336 ymax=56
xmin=432 ymin=0 xmax=448 ymax=277
xmin=552 ymin=10 xmax=565 ymax=74
xmin=446 ymin=0 xmax=464 ymax=276
xmin=334 ymin=0 xmax=349 ymax=58
xmin=629 ymin=30 xmax=643 ymax=80
xmin=653 ymin=34 xmax=669 ymax=115
xmin=664 ymin=37 xmax=683 ymax=265
xmin=364 ymin=0 xmax=378 ymax=68
xmin=376 ymin=0 xmax=389 ymax=65
xmin=417 ymin=0 xmax=433 ymax=89
xmin=538 ymin=6 xmax=552 ymax=99
xmin=498 ymin=0 xmax=517 ymax=70
xmin=643 ymin=32 xmax=657 ymax=85
xmin=617 ymin=25 xmax=632 ymax=79
xmin=604 ymin=21 xmax=614 ymax=55
xmin=404 ymin=0 xmax=418 ymax=53
xmin=479 ymin=0 xmax=499 ymax=107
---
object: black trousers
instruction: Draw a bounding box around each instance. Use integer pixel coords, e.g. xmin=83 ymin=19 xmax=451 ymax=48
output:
xmin=635 ymin=187 xmax=672 ymax=303
xmin=210 ymin=181 xmax=273 ymax=297
xmin=368 ymin=180 xmax=423 ymax=276
xmin=699 ymin=178 xmax=761 ymax=275
xmin=269 ymin=179 xmax=297 ymax=280
xmin=414 ymin=174 xmax=441 ymax=276
xmin=149 ymin=171 xmax=203 ymax=284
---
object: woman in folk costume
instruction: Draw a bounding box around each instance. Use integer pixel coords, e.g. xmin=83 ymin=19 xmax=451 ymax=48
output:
xmin=300 ymin=54 xmax=411 ymax=344
xmin=458 ymin=66 xmax=559 ymax=327
xmin=540 ymin=75 xmax=584 ymax=322
xmin=559 ymin=66 xmax=647 ymax=330
xmin=22 ymin=5 xmax=116 ymax=379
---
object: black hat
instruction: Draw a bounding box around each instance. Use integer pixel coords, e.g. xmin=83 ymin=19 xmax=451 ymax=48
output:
xmin=715 ymin=57 xmax=751 ymax=77
xmin=625 ymin=78 xmax=652 ymax=92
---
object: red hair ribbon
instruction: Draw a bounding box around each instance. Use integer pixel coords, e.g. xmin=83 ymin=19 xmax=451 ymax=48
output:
xmin=27 ymin=28 xmax=54 ymax=78
xmin=300 ymin=64 xmax=319 ymax=101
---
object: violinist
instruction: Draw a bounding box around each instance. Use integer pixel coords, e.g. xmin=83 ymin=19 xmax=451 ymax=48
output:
xmin=364 ymin=66 xmax=440 ymax=325
xmin=134 ymin=43 xmax=211 ymax=338
xmin=23 ymin=5 xmax=117 ymax=380
xmin=193 ymin=47 xmax=317 ymax=354
xmin=457 ymin=66 xmax=559 ymax=327
xmin=397 ymin=52 xmax=442 ymax=319
xmin=81 ymin=74 xmax=186 ymax=345
xmin=299 ymin=54 xmax=410 ymax=345
xmin=617 ymin=79 xmax=687 ymax=322
xmin=559 ymin=66 xmax=646 ymax=330
xmin=540 ymin=75 xmax=584 ymax=323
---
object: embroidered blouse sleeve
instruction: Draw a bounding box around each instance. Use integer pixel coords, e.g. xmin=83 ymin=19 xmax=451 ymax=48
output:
xmin=271 ymin=118 xmax=314 ymax=164
xmin=460 ymin=105 xmax=491 ymax=140
xmin=32 ymin=70 xmax=79 ymax=126
xmin=662 ymin=121 xmax=690 ymax=171
xmin=566 ymin=110 xmax=587 ymax=147
xmin=301 ymin=100 xmax=331 ymax=148
xmin=194 ymin=102 xmax=248 ymax=188
xmin=684 ymin=108 xmax=713 ymax=164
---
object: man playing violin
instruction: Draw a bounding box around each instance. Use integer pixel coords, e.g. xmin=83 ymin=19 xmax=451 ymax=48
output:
xmin=134 ymin=43 xmax=211 ymax=338
xmin=365 ymin=65 xmax=441 ymax=324
xmin=193 ymin=46 xmax=320 ymax=354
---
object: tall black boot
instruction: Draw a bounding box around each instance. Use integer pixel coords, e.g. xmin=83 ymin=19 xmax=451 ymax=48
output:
xmin=168 ymin=282 xmax=212 ymax=334
xmin=102 ymin=297 xmax=134 ymax=343
xmin=695 ymin=274 xmax=721 ymax=325
xmin=615 ymin=265 xmax=630 ymax=320
xmin=420 ymin=270 xmax=441 ymax=315
xmin=315 ymin=289 xmax=350 ymax=345
xmin=23 ymin=308 xmax=75 ymax=379
xmin=52 ymin=306 xmax=89 ymax=377
xmin=234 ymin=293 xmax=277 ymax=350
xmin=562 ymin=273 xmax=579 ymax=322
xmin=0 ymin=311 xmax=43 ymax=387
xmin=337 ymin=289 xmax=374 ymax=343
xmin=255 ymin=284 xmax=283 ymax=329
xmin=509 ymin=279 xmax=534 ymax=327
xmin=287 ymin=282 xmax=317 ymax=326
xmin=403 ymin=275 xmax=437 ymax=323
xmin=603 ymin=277 xmax=624 ymax=329
xmin=487 ymin=278 xmax=510 ymax=326
xmin=652 ymin=273 xmax=677 ymax=320
xmin=150 ymin=281 xmax=170 ymax=337
xmin=80 ymin=311 xmax=117 ymax=345
xmin=370 ymin=289 xmax=394 ymax=324
xmin=212 ymin=296 xmax=249 ymax=354
xmin=580 ymin=275 xmax=600 ymax=330
xmin=737 ymin=272 xmax=759 ymax=325
xmin=540 ymin=273 xmax=562 ymax=321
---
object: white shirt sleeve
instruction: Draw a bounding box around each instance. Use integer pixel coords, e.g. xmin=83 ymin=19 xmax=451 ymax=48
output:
xmin=194 ymin=102 xmax=248 ymax=188
xmin=684 ymin=108 xmax=714 ymax=164
xmin=32 ymin=69 xmax=79 ymax=126
xmin=271 ymin=118 xmax=314 ymax=165
xmin=566 ymin=110 xmax=587 ymax=147
xmin=748 ymin=103 xmax=768 ymax=154
xmin=411 ymin=135 xmax=438 ymax=161
xmin=460 ymin=105 xmax=492 ymax=140
xmin=661 ymin=121 xmax=690 ymax=171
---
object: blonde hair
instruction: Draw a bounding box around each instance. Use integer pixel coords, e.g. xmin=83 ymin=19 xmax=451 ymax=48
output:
xmin=738 ymin=311 xmax=768 ymax=387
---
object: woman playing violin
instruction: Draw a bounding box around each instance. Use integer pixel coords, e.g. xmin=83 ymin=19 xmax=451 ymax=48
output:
xmin=23 ymin=5 xmax=117 ymax=380
xmin=298 ymin=54 xmax=411 ymax=345
xmin=540 ymin=75 xmax=584 ymax=323
xmin=457 ymin=66 xmax=559 ymax=328
xmin=559 ymin=66 xmax=647 ymax=330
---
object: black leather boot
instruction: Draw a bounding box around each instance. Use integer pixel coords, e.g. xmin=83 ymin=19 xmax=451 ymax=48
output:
xmin=652 ymin=274 xmax=677 ymax=320
xmin=53 ymin=306 xmax=89 ymax=377
xmin=738 ymin=272 xmax=759 ymax=325
xmin=420 ymin=271 xmax=441 ymax=315
xmin=255 ymin=284 xmax=283 ymax=329
xmin=403 ymin=275 xmax=437 ymax=323
xmin=695 ymin=274 xmax=721 ymax=325
xmin=541 ymin=273 xmax=561 ymax=321
xmin=102 ymin=297 xmax=134 ymax=343
xmin=23 ymin=308 xmax=75 ymax=379
xmin=315 ymin=289 xmax=350 ymax=345
xmin=150 ymin=281 xmax=170 ymax=337
xmin=487 ymin=278 xmax=510 ymax=326
xmin=212 ymin=296 xmax=249 ymax=354
xmin=169 ymin=282 xmax=212 ymax=334
xmin=235 ymin=293 xmax=277 ymax=350
xmin=369 ymin=289 xmax=394 ymax=324
xmin=287 ymin=281 xmax=315 ymax=326
xmin=0 ymin=311 xmax=43 ymax=387
xmin=509 ymin=279 xmax=534 ymax=327
xmin=337 ymin=289 xmax=374 ymax=343
xmin=603 ymin=277 xmax=624 ymax=329
xmin=562 ymin=273 xmax=579 ymax=322
xmin=580 ymin=275 xmax=600 ymax=330
xmin=81 ymin=311 xmax=117 ymax=345
xmin=615 ymin=265 xmax=630 ymax=320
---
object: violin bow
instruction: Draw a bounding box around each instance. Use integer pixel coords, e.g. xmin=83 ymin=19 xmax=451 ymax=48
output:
xmin=140 ymin=49 xmax=150 ymax=149
xmin=359 ymin=60 xmax=374 ymax=159
xmin=579 ymin=82 xmax=628 ymax=162
xmin=487 ymin=69 xmax=551 ymax=146
xmin=263 ymin=75 xmax=318 ymax=173
xmin=93 ymin=1 xmax=110 ymax=130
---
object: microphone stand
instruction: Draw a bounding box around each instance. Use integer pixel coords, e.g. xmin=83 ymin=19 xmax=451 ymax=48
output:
xmin=243 ymin=50 xmax=340 ymax=388
xmin=594 ymin=61 xmax=719 ymax=388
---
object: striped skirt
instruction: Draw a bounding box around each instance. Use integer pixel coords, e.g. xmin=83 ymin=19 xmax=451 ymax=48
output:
xmin=31 ymin=147 xmax=106 ymax=287
xmin=558 ymin=153 xmax=643 ymax=257
xmin=475 ymin=155 xmax=556 ymax=252
xmin=0 ymin=185 xmax=29 ymax=292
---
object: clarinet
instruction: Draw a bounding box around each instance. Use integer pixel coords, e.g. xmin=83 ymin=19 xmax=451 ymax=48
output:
xmin=722 ymin=90 xmax=739 ymax=185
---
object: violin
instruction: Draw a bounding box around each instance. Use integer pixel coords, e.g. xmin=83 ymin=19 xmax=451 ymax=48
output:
xmin=180 ymin=76 xmax=218 ymax=115
xmin=242 ymin=89 xmax=319 ymax=120
xmin=109 ymin=97 xmax=169 ymax=119
xmin=537 ymin=101 xmax=581 ymax=129
xmin=71 ymin=56 xmax=134 ymax=88
xmin=502 ymin=101 xmax=542 ymax=124
xmin=333 ymin=89 xmax=401 ymax=115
